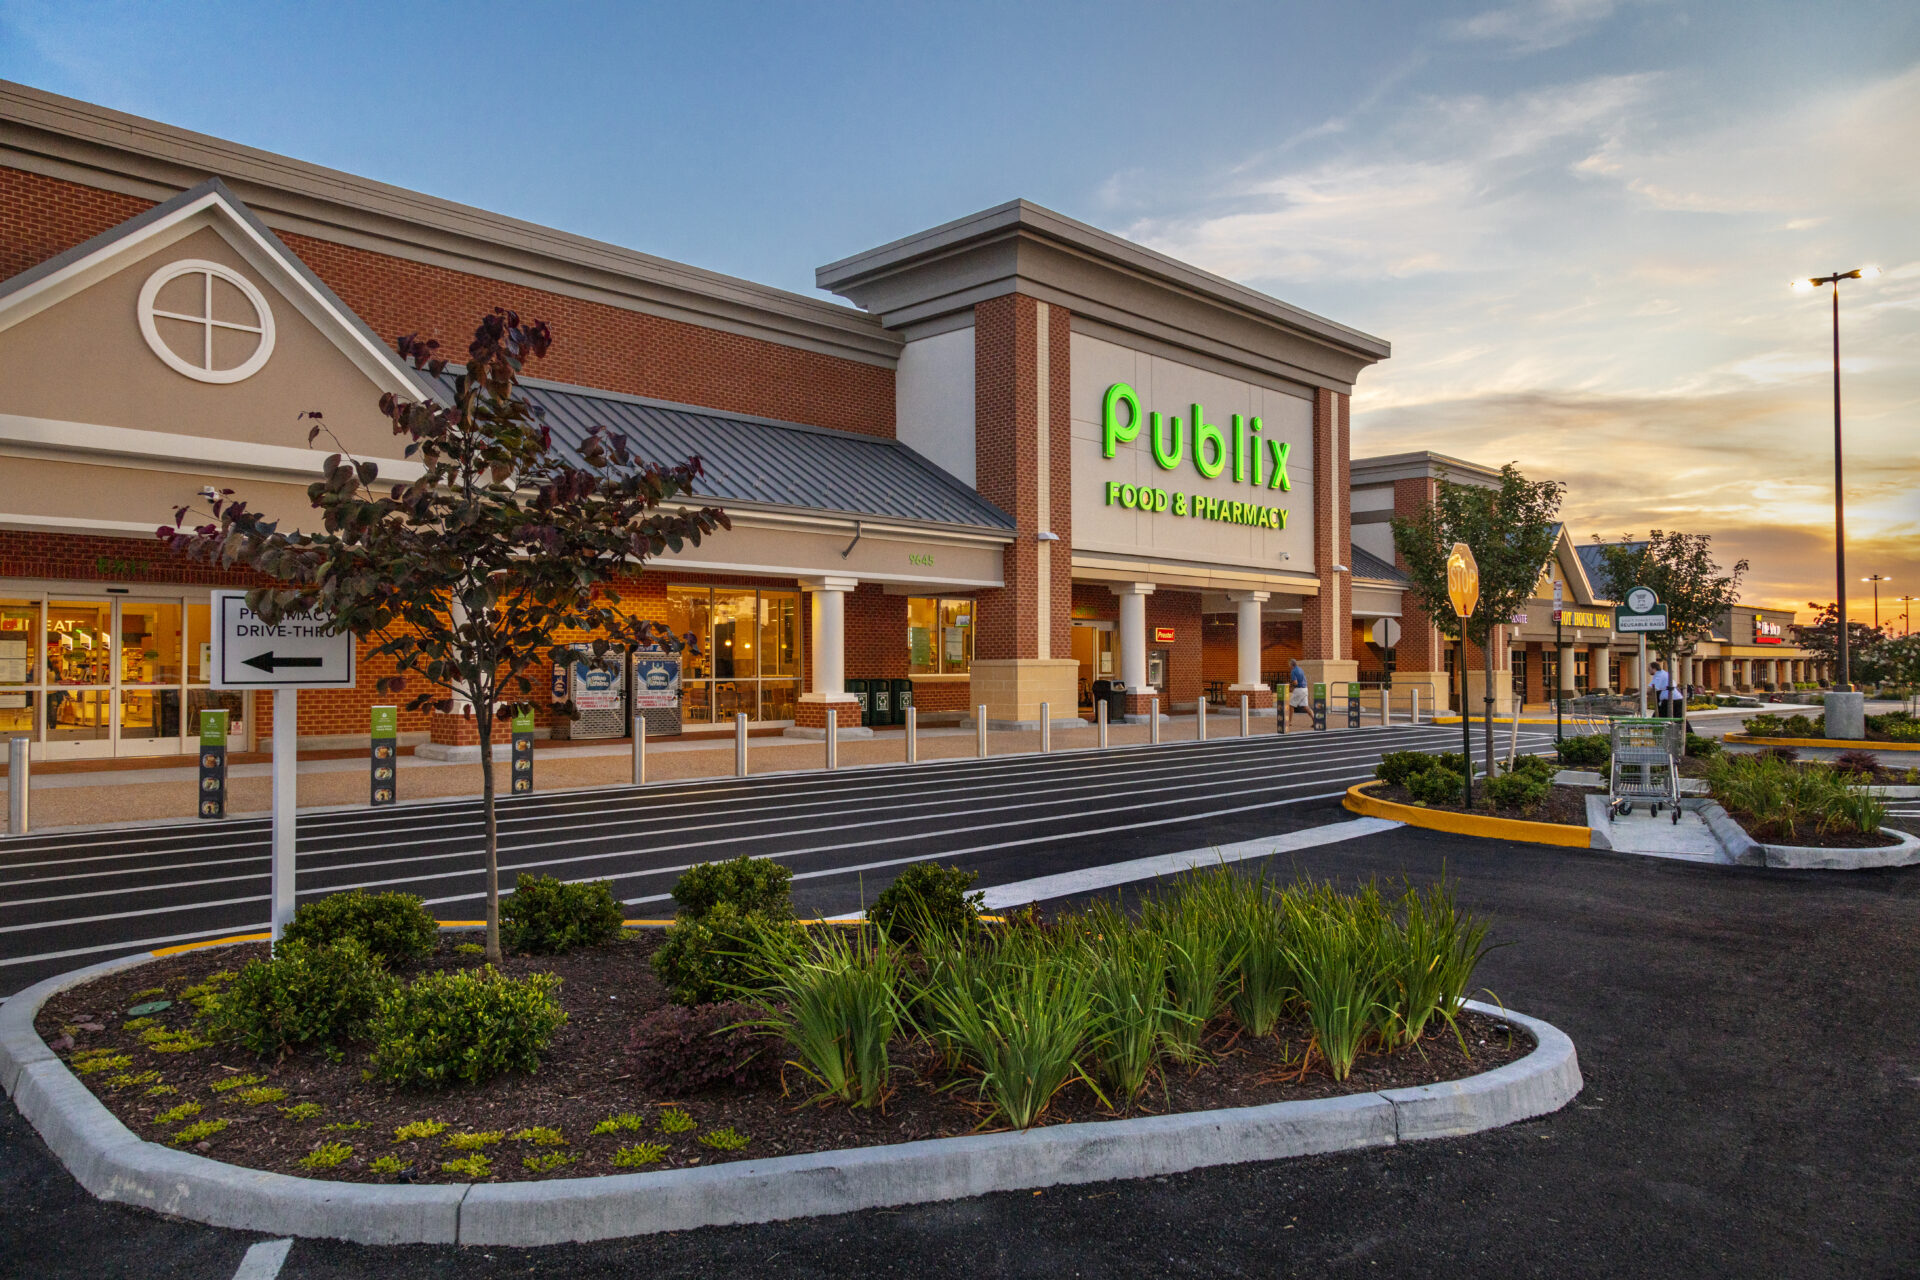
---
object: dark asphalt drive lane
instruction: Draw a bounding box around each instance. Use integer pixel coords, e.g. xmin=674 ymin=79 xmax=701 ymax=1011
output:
xmin=5 ymin=819 xmax=1918 ymax=1277
xmin=0 ymin=725 xmax=1555 ymax=995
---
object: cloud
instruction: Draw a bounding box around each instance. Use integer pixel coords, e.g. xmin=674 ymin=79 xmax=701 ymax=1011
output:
xmin=1450 ymin=0 xmax=1630 ymax=53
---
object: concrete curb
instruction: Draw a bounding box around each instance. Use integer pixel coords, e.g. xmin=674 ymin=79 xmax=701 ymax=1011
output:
xmin=3 ymin=952 xmax=1580 ymax=1246
xmin=1760 ymin=826 xmax=1920 ymax=871
xmin=1343 ymin=782 xmax=1596 ymax=849
xmin=1699 ymin=801 xmax=1765 ymax=867
xmin=1724 ymin=733 xmax=1920 ymax=753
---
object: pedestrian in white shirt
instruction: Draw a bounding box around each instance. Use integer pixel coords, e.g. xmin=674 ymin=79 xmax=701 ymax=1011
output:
xmin=1649 ymin=662 xmax=1671 ymax=717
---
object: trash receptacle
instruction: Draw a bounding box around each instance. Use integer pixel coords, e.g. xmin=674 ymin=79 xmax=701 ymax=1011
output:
xmin=1093 ymin=679 xmax=1127 ymax=721
xmin=846 ymin=678 xmax=870 ymax=728
xmin=893 ymin=678 xmax=914 ymax=726
xmin=871 ymin=679 xmax=892 ymax=727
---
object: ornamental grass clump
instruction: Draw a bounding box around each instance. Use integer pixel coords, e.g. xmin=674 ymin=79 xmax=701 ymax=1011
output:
xmin=743 ymin=927 xmax=903 ymax=1108
xmin=1141 ymin=872 xmax=1244 ymax=1062
xmin=919 ymin=933 xmax=1098 ymax=1129
xmin=1706 ymin=752 xmax=1887 ymax=844
xmin=1373 ymin=880 xmax=1492 ymax=1050
xmin=1280 ymin=895 xmax=1386 ymax=1082
xmin=1200 ymin=870 xmax=1293 ymax=1038
xmin=1075 ymin=904 xmax=1177 ymax=1107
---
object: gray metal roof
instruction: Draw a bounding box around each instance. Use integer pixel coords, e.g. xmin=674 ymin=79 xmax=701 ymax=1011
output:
xmin=1350 ymin=544 xmax=1409 ymax=584
xmin=433 ymin=374 xmax=1014 ymax=533
xmin=1576 ymin=540 xmax=1641 ymax=599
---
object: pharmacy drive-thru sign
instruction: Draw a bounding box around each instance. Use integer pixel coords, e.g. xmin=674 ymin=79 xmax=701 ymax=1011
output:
xmin=207 ymin=589 xmax=355 ymax=941
xmin=209 ymin=590 xmax=356 ymax=689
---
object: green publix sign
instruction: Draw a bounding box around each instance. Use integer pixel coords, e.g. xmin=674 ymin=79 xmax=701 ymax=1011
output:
xmin=1100 ymin=383 xmax=1290 ymax=530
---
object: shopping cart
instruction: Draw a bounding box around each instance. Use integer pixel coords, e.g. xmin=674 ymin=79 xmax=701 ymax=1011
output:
xmin=1608 ymin=716 xmax=1683 ymax=823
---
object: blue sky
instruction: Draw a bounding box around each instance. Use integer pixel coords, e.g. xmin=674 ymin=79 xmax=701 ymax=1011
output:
xmin=4 ymin=0 xmax=1916 ymax=617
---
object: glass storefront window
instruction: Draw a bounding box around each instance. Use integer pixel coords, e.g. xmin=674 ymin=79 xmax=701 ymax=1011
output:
xmin=0 ymin=601 xmax=34 ymax=738
xmin=47 ymin=602 xmax=113 ymax=686
xmin=669 ymin=586 xmax=804 ymax=722
xmin=120 ymin=602 xmax=183 ymax=685
xmin=188 ymin=689 xmax=244 ymax=740
xmin=47 ymin=688 xmax=111 ymax=741
xmin=187 ymin=603 xmax=214 ymax=684
xmin=908 ymin=598 xmax=977 ymax=675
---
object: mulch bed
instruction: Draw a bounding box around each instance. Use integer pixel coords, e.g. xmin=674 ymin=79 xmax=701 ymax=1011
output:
xmin=35 ymin=935 xmax=1529 ymax=1185
xmin=1369 ymin=781 xmax=1594 ymax=827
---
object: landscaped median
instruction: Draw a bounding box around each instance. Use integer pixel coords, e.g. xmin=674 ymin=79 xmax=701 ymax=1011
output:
xmin=1344 ymin=781 xmax=1597 ymax=849
xmin=0 ymin=864 xmax=1584 ymax=1245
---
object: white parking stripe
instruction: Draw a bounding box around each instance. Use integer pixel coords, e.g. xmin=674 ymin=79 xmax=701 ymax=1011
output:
xmin=231 ymin=1238 xmax=292 ymax=1280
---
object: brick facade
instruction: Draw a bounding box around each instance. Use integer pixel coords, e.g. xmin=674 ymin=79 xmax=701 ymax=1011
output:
xmin=1298 ymin=389 xmax=1351 ymax=664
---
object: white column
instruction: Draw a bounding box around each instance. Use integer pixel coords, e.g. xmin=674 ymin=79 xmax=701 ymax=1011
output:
xmin=802 ymin=576 xmax=857 ymax=696
xmin=1228 ymin=591 xmax=1270 ymax=691
xmin=1112 ymin=583 xmax=1155 ymax=692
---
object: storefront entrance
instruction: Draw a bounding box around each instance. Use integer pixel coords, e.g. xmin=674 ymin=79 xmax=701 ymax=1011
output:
xmin=0 ymin=592 xmax=243 ymax=759
xmin=1070 ymin=620 xmax=1114 ymax=709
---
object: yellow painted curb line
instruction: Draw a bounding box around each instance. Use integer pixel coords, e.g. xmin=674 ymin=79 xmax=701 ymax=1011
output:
xmin=1342 ymin=782 xmax=1593 ymax=848
xmin=1432 ymin=716 xmax=1567 ymax=725
xmin=151 ymin=932 xmax=270 ymax=957
xmin=1724 ymin=733 xmax=1920 ymax=752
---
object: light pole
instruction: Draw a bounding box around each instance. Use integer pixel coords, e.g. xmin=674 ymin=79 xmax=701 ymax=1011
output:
xmin=1792 ymin=266 xmax=1879 ymax=691
xmin=1552 ymin=578 xmax=1565 ymax=745
xmin=1863 ymin=574 xmax=1890 ymax=630
xmin=1896 ymin=595 xmax=1916 ymax=638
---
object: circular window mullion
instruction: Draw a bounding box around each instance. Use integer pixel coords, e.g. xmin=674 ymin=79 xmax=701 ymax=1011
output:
xmin=137 ymin=259 xmax=277 ymax=384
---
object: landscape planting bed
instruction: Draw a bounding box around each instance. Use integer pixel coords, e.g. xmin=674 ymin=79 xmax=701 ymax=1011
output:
xmin=35 ymin=934 xmax=1530 ymax=1186
xmin=1366 ymin=779 xmax=1592 ymax=827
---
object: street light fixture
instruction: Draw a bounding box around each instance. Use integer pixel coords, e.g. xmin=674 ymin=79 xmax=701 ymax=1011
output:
xmin=1896 ymin=595 xmax=1917 ymax=638
xmin=1862 ymin=574 xmax=1891 ymax=630
xmin=1791 ymin=266 xmax=1880 ymax=691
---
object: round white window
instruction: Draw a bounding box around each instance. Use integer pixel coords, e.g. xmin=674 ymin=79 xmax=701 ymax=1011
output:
xmin=137 ymin=259 xmax=276 ymax=384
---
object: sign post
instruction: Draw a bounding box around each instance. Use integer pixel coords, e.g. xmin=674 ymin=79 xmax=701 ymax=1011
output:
xmin=510 ymin=708 xmax=536 ymax=794
xmin=370 ymin=706 xmax=398 ymax=807
xmin=1447 ymin=542 xmax=1480 ymax=804
xmin=1616 ymin=586 xmax=1669 ymax=717
xmin=209 ymin=591 xmax=356 ymax=941
xmin=196 ymin=709 xmax=228 ymax=820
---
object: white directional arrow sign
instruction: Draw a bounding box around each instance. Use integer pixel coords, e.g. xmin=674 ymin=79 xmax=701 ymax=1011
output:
xmin=210 ymin=590 xmax=357 ymax=689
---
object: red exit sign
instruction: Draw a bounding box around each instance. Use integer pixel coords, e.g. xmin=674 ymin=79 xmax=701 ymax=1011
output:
xmin=1154 ymin=627 xmax=1177 ymax=643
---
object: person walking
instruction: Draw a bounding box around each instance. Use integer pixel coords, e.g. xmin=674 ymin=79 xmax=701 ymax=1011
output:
xmin=1648 ymin=661 xmax=1671 ymax=719
xmin=1288 ymin=659 xmax=1309 ymax=727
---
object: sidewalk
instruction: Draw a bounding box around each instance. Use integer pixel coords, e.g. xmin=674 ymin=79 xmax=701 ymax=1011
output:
xmin=3 ymin=711 xmax=1363 ymax=833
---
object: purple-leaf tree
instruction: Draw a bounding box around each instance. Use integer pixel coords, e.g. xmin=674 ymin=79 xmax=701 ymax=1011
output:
xmin=159 ymin=309 xmax=730 ymax=962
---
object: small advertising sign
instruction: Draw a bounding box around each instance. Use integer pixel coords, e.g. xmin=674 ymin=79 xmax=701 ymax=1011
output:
xmin=1617 ymin=586 xmax=1669 ymax=634
xmin=510 ymin=707 xmax=535 ymax=794
xmin=369 ymin=705 xmax=397 ymax=807
xmin=570 ymin=659 xmax=622 ymax=712
xmin=197 ymin=709 xmax=228 ymax=820
xmin=1311 ymin=682 xmax=1328 ymax=731
xmin=1347 ymin=686 xmax=1361 ymax=729
xmin=632 ymin=652 xmax=681 ymax=709
xmin=1154 ymin=626 xmax=1177 ymax=644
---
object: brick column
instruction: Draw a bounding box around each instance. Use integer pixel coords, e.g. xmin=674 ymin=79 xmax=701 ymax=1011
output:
xmin=1390 ymin=475 xmax=1448 ymax=711
xmin=1299 ymin=388 xmax=1357 ymax=694
xmin=969 ymin=293 xmax=1077 ymax=727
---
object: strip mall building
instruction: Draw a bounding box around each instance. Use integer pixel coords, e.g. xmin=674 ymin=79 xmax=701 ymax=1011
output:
xmin=0 ymin=83 xmax=1815 ymax=763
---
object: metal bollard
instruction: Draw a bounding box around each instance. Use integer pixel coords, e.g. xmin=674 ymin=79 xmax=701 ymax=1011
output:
xmin=1381 ymin=687 xmax=1391 ymax=727
xmin=1197 ymin=698 xmax=1207 ymax=741
xmin=1040 ymin=702 xmax=1051 ymax=754
xmin=1150 ymin=697 xmax=1161 ymax=744
xmin=826 ymin=708 xmax=838 ymax=771
xmin=1097 ymin=699 xmax=1108 ymax=749
xmin=977 ymin=706 xmax=989 ymax=758
xmin=735 ymin=712 xmax=749 ymax=777
xmin=631 ymin=714 xmax=646 ymax=786
xmin=906 ymin=706 xmax=918 ymax=764
xmin=1412 ymin=688 xmax=1421 ymax=724
xmin=7 ymin=735 xmax=27 ymax=835
xmin=1240 ymin=695 xmax=1250 ymax=737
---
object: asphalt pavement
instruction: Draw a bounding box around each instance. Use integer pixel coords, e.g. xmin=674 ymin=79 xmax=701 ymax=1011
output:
xmin=5 ymin=723 xmax=1918 ymax=1278
xmin=0 ymin=723 xmax=1550 ymax=997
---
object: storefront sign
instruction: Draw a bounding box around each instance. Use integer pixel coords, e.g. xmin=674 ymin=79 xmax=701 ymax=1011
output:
xmin=510 ymin=708 xmax=535 ymax=794
xmin=1102 ymin=384 xmax=1291 ymax=490
xmin=1102 ymin=481 xmax=1289 ymax=530
xmin=1553 ymin=608 xmax=1612 ymax=630
xmin=369 ymin=705 xmax=397 ymax=807
xmin=1154 ymin=627 xmax=1177 ymax=644
xmin=632 ymin=652 xmax=681 ymax=709
xmin=1754 ymin=619 xmax=1784 ymax=644
xmin=209 ymin=590 xmax=357 ymax=689
xmin=197 ymin=709 xmax=228 ymax=820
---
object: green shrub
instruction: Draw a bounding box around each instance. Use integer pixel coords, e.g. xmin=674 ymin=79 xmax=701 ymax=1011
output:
xmin=1743 ymin=713 xmax=1783 ymax=736
xmin=1686 ymin=733 xmax=1721 ymax=758
xmin=1405 ymin=766 xmax=1465 ymax=805
xmin=651 ymin=902 xmax=803 ymax=1006
xmin=209 ymin=939 xmax=391 ymax=1057
xmin=867 ymin=863 xmax=985 ymax=946
xmin=1508 ymin=754 xmax=1558 ymax=780
xmin=670 ymin=855 xmax=793 ymax=920
xmin=1430 ymin=751 xmax=1469 ymax=777
xmin=367 ymin=968 xmax=568 ymax=1088
xmin=1482 ymin=769 xmax=1549 ymax=811
xmin=1883 ymin=720 xmax=1920 ymax=743
xmin=697 ymin=1127 xmax=750 ymax=1151
xmin=1374 ymin=751 xmax=1438 ymax=787
xmin=659 ymin=1107 xmax=697 ymax=1134
xmin=610 ymin=1141 xmax=668 ymax=1167
xmin=501 ymin=875 xmax=623 ymax=955
xmin=299 ymin=1141 xmax=352 ymax=1170
xmin=1556 ymin=734 xmax=1611 ymax=768
xmin=283 ymin=890 xmax=438 ymax=966
xmin=741 ymin=928 xmax=903 ymax=1108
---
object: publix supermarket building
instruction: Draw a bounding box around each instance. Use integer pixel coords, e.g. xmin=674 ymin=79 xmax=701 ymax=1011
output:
xmin=0 ymin=82 xmax=1804 ymax=764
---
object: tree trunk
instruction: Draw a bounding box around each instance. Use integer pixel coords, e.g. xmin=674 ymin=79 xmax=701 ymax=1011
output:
xmin=478 ymin=705 xmax=502 ymax=966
